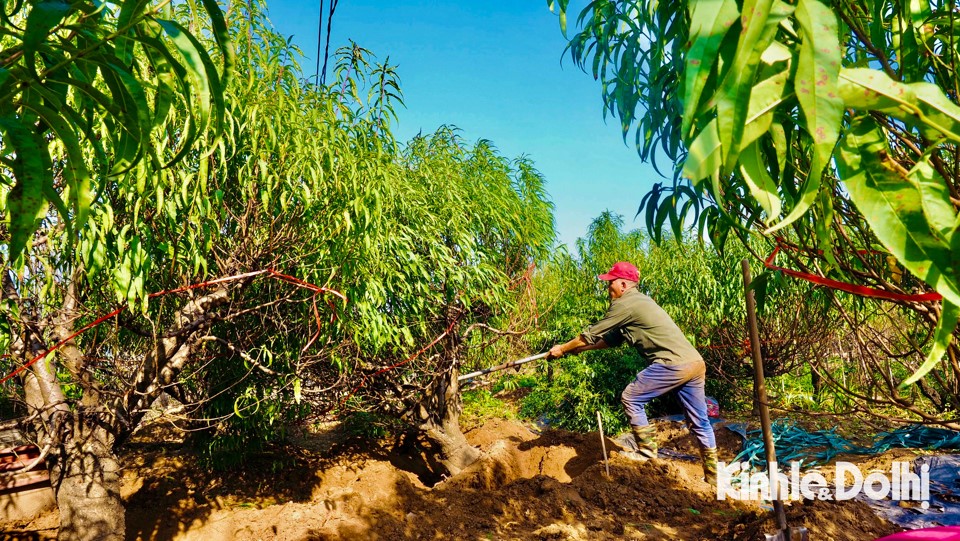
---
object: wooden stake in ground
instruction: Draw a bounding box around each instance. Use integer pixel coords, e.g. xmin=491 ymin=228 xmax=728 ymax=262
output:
xmin=742 ymin=260 xmax=790 ymax=539
xmin=597 ymin=411 xmax=610 ymax=477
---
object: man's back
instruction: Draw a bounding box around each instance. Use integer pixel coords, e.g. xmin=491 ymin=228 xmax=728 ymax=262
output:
xmin=585 ymin=288 xmax=703 ymax=366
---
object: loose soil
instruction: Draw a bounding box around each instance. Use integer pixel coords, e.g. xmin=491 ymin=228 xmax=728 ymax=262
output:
xmin=2 ymin=417 xmax=905 ymax=540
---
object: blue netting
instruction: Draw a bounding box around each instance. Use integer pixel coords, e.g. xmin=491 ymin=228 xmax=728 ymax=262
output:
xmin=733 ymin=420 xmax=960 ymax=467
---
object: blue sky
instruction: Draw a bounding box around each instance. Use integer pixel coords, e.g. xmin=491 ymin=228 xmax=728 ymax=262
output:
xmin=263 ymin=1 xmax=663 ymax=249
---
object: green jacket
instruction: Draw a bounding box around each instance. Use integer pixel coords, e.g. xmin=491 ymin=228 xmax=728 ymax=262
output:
xmin=580 ymin=287 xmax=702 ymax=366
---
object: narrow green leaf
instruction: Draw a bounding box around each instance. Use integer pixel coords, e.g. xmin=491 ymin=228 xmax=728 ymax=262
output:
xmin=910 ymin=158 xmax=956 ymax=240
xmin=901 ymin=301 xmax=960 ymax=387
xmin=740 ymin=141 xmax=781 ymax=223
xmin=838 ymin=68 xmax=918 ymax=114
xmin=95 ymin=61 xmax=146 ymax=175
xmin=741 ymin=67 xmax=790 ymax=153
xmin=869 ymin=0 xmax=889 ymax=55
xmin=765 ymin=0 xmax=842 ymax=234
xmin=838 ymin=69 xmax=960 ymax=144
xmin=815 ymin=187 xmax=837 ymax=268
xmin=157 ymin=18 xmax=219 ymax=132
xmin=914 ymin=83 xmax=960 ymax=143
xmin=133 ymin=30 xmax=181 ymax=127
xmin=682 ymin=0 xmax=740 ymax=140
xmin=0 ymin=116 xmax=48 ymax=262
xmin=23 ymin=102 xmax=92 ymax=228
xmin=116 ymin=0 xmax=152 ymax=63
xmin=199 ymin=0 xmax=236 ymax=87
xmin=0 ymin=68 xmax=10 ymax=93
xmin=716 ymin=0 xmax=793 ymax=172
xmin=23 ymin=1 xmax=72 ymax=75
xmin=900 ymin=0 xmax=931 ymax=82
xmin=682 ymin=118 xmax=722 ymax=181
xmin=770 ymin=121 xmax=787 ymax=174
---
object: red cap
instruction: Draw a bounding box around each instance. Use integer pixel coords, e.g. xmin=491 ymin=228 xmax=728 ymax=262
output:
xmin=598 ymin=261 xmax=639 ymax=282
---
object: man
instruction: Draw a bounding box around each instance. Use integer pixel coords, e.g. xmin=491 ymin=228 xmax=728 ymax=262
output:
xmin=547 ymin=261 xmax=718 ymax=484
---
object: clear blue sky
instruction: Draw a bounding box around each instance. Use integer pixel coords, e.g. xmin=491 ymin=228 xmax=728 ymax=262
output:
xmin=263 ymin=0 xmax=663 ymax=249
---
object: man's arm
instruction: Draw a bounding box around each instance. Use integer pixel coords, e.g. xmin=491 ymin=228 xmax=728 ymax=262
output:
xmin=549 ymin=336 xmax=609 ymax=359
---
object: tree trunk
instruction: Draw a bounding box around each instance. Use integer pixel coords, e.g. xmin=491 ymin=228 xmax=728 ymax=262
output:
xmin=415 ymin=365 xmax=480 ymax=480
xmin=51 ymin=412 xmax=124 ymax=541
xmin=15 ymin=337 xmax=122 ymax=541
xmin=10 ymin=286 xmax=227 ymax=540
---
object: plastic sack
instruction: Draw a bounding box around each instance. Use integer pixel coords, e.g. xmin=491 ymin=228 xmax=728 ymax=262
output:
xmin=706 ymin=396 xmax=720 ymax=418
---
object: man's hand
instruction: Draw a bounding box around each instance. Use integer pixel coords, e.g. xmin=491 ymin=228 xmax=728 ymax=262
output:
xmin=548 ymin=336 xmax=608 ymax=360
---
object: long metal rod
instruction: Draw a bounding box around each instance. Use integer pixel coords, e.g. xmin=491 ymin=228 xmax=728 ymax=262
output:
xmin=742 ymin=260 xmax=789 ymax=537
xmin=597 ymin=411 xmax=610 ymax=477
xmin=457 ymin=352 xmax=549 ymax=382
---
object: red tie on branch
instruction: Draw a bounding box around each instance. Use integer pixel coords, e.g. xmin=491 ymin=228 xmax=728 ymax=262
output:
xmin=763 ymin=246 xmax=943 ymax=303
xmin=334 ymin=318 xmax=458 ymax=413
xmin=0 ymin=269 xmax=346 ymax=385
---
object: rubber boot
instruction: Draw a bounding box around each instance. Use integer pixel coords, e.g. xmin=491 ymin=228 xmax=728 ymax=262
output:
xmin=622 ymin=425 xmax=658 ymax=462
xmin=699 ymin=446 xmax=718 ymax=485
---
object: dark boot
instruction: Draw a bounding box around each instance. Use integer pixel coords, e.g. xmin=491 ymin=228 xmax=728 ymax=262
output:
xmin=699 ymin=446 xmax=718 ymax=485
xmin=621 ymin=425 xmax=658 ymax=462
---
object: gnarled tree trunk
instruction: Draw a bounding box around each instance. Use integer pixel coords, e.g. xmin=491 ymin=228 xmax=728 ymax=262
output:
xmin=414 ymin=364 xmax=480 ymax=479
xmin=9 ymin=287 xmax=229 ymax=541
xmin=51 ymin=413 xmax=124 ymax=541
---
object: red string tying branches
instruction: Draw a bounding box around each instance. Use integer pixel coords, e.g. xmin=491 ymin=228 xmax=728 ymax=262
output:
xmin=335 ymin=318 xmax=458 ymax=412
xmin=0 ymin=269 xmax=346 ymax=385
xmin=764 ymin=245 xmax=943 ymax=303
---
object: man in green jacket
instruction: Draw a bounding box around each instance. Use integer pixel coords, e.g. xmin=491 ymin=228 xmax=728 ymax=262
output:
xmin=547 ymin=261 xmax=718 ymax=484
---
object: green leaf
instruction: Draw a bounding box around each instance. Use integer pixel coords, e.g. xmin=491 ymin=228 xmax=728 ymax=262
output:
xmin=96 ymin=60 xmax=147 ymax=174
xmin=836 ymin=116 xmax=960 ymax=306
xmin=900 ymin=0 xmax=931 ymax=82
xmin=716 ymin=0 xmax=793 ymax=172
xmin=23 ymin=101 xmax=92 ymax=229
xmin=706 ymin=207 xmax=730 ymax=254
xmin=815 ymin=187 xmax=837 ymax=268
xmin=741 ymin=67 xmax=789 ymax=152
xmin=838 ymin=68 xmax=917 ymax=115
xmin=901 ymin=301 xmax=960 ymax=387
xmin=23 ymin=1 xmax=72 ymax=75
xmin=157 ymin=18 xmax=222 ymax=134
xmin=0 ymin=116 xmax=49 ymax=262
xmin=199 ymin=0 xmax=236 ymax=87
xmin=869 ymin=0 xmax=888 ymax=55
xmin=913 ymin=83 xmax=960 ymax=143
xmin=837 ymin=69 xmax=960 ymax=144
xmin=116 ymin=0 xmax=152 ymax=63
xmin=682 ymin=0 xmax=740 ymax=140
xmin=769 ymin=121 xmax=787 ymax=174
xmin=682 ymin=118 xmax=722 ymax=181
xmin=910 ymin=157 xmax=956 ymax=241
xmin=766 ymin=0 xmax=842 ymax=234
xmin=739 ymin=141 xmax=781 ymax=223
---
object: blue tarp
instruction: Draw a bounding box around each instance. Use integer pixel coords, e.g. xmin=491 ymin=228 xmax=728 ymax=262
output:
xmin=857 ymin=455 xmax=960 ymax=529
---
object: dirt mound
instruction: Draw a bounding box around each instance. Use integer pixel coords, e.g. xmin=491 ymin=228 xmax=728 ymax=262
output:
xmin=4 ymin=418 xmax=903 ymax=540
